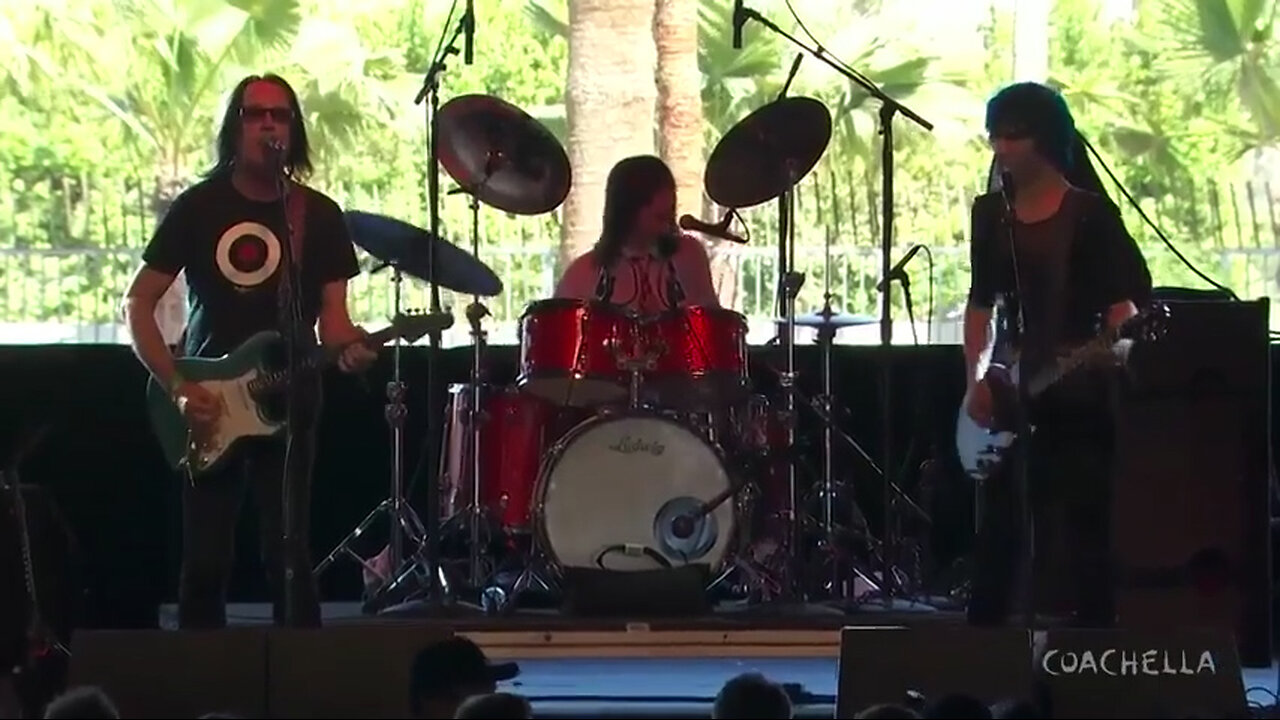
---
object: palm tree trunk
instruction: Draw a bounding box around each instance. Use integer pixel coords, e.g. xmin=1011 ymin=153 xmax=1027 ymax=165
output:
xmin=654 ymin=0 xmax=703 ymax=218
xmin=560 ymin=0 xmax=660 ymax=270
xmin=654 ymin=0 xmax=742 ymax=307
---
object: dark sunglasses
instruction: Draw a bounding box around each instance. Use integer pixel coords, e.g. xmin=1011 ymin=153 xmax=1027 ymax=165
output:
xmin=989 ymin=126 xmax=1033 ymax=140
xmin=240 ymin=106 xmax=294 ymax=123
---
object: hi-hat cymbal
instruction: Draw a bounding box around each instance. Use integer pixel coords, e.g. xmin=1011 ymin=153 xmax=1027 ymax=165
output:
xmin=705 ymin=97 xmax=833 ymax=209
xmin=436 ymin=94 xmax=571 ymax=215
xmin=780 ymin=311 xmax=878 ymax=330
xmin=345 ymin=211 xmax=503 ymax=297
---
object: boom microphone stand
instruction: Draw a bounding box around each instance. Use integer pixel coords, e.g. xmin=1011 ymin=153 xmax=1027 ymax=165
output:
xmin=739 ymin=6 xmax=934 ymax=609
xmin=369 ymin=11 xmax=472 ymax=614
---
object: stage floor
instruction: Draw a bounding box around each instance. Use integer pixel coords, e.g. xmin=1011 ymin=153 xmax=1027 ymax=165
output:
xmin=150 ymin=602 xmax=1280 ymax=717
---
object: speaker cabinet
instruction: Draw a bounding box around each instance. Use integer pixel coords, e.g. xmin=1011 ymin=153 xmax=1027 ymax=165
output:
xmin=835 ymin=626 xmax=1034 ymax=718
xmin=67 ymin=628 xmax=268 ymax=718
xmin=1113 ymin=299 xmax=1272 ymax=667
xmin=267 ymin=624 xmax=452 ymax=719
xmin=1034 ymin=628 xmax=1248 ymax=718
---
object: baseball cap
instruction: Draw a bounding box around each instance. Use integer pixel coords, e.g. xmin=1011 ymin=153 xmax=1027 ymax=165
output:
xmin=410 ymin=636 xmax=520 ymax=699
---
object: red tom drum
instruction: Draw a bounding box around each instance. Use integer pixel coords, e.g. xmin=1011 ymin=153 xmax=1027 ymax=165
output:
xmin=517 ymin=298 xmax=631 ymax=407
xmin=642 ymin=305 xmax=749 ymax=410
xmin=441 ymin=384 xmax=554 ymax=532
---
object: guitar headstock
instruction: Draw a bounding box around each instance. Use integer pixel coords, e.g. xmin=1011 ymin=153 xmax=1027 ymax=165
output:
xmin=389 ymin=309 xmax=454 ymax=345
xmin=1125 ymin=302 xmax=1171 ymax=343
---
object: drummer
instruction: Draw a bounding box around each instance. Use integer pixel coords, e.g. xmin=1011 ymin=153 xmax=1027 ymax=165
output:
xmin=554 ymin=155 xmax=720 ymax=313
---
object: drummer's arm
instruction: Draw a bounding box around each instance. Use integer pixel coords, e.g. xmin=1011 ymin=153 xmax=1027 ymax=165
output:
xmin=553 ymin=254 xmax=596 ymax=300
xmin=681 ymin=236 xmax=721 ymax=307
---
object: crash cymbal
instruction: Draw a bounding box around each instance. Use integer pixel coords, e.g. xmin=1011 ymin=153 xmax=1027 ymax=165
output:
xmin=705 ymin=97 xmax=833 ymax=209
xmin=345 ymin=211 xmax=503 ymax=297
xmin=436 ymin=94 xmax=571 ymax=215
xmin=782 ymin=311 xmax=878 ymax=330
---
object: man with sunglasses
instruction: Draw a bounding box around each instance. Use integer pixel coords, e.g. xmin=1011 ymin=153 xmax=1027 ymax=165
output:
xmin=961 ymin=82 xmax=1151 ymax=629
xmin=122 ymin=74 xmax=377 ymax=628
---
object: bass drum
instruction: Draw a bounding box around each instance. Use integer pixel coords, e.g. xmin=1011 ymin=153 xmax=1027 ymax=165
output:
xmin=534 ymin=413 xmax=737 ymax=574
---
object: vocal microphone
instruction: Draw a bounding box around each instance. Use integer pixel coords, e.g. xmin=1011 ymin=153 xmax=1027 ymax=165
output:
xmin=731 ymin=0 xmax=745 ymax=49
xmin=678 ymin=211 xmax=746 ymax=244
xmin=875 ymin=243 xmax=923 ymax=292
xmin=999 ymin=171 xmax=1016 ymax=216
xmin=463 ymin=0 xmax=474 ymax=65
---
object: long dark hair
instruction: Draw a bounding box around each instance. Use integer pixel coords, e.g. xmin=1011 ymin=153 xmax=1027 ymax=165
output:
xmin=592 ymin=155 xmax=678 ymax=268
xmin=984 ymin=82 xmax=1076 ymax=172
xmin=204 ymin=74 xmax=313 ymax=180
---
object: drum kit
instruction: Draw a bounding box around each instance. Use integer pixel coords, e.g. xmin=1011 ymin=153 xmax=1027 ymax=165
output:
xmin=315 ymin=11 xmax=939 ymax=617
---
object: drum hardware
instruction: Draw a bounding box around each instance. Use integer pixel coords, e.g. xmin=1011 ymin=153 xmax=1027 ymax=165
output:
xmin=732 ymin=0 xmax=936 ymax=612
xmin=311 ymin=256 xmax=438 ymax=611
xmin=431 ymin=91 xmax=571 ymax=614
xmin=706 ymin=93 xmax=833 ymax=603
xmin=359 ymin=16 xmax=482 ymax=615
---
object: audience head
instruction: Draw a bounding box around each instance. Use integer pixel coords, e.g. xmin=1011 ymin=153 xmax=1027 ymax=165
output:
xmin=923 ymin=692 xmax=992 ymax=719
xmin=712 ymin=672 xmax=793 ymax=719
xmin=454 ymin=692 xmax=533 ymax=719
xmin=409 ymin=636 xmax=520 ymax=719
xmin=43 ymin=686 xmax=119 ymax=719
xmin=856 ymin=703 xmax=922 ymax=718
xmin=991 ymin=698 xmax=1042 ymax=719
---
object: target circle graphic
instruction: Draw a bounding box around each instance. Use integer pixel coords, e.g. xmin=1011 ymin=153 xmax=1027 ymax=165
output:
xmin=215 ymin=221 xmax=282 ymax=289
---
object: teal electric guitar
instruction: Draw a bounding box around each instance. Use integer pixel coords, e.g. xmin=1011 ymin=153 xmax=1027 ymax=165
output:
xmin=146 ymin=311 xmax=445 ymax=480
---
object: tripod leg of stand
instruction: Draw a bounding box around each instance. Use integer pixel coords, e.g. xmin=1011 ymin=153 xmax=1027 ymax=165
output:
xmin=489 ymin=551 xmax=557 ymax=616
xmin=313 ymin=498 xmax=391 ymax=577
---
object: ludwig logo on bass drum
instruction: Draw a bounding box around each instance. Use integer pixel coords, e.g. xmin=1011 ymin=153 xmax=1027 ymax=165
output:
xmin=609 ymin=436 xmax=665 ymax=456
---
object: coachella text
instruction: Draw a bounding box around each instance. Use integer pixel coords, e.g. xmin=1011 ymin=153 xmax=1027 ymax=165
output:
xmin=1041 ymin=649 xmax=1217 ymax=677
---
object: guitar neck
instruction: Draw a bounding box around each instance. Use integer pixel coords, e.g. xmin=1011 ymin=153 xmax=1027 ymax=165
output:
xmin=247 ymin=325 xmax=404 ymax=394
xmin=1025 ymin=323 xmax=1125 ymax=398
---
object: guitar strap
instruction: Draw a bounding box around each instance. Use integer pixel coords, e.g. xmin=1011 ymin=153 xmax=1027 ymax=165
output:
xmin=286 ymin=180 xmax=307 ymax=264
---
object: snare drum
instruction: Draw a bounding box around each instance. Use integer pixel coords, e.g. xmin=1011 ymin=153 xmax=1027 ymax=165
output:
xmin=517 ymin=298 xmax=631 ymax=407
xmin=441 ymin=384 xmax=552 ymax=531
xmin=534 ymin=412 xmax=738 ymax=573
xmin=643 ymin=305 xmax=749 ymax=410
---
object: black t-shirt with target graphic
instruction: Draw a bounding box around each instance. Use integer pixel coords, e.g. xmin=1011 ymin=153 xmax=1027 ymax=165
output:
xmin=142 ymin=173 xmax=360 ymax=359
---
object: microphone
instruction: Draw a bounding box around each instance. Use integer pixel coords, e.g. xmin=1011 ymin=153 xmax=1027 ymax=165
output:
xmin=778 ymin=53 xmax=803 ymax=100
xmin=875 ymin=243 xmax=923 ymax=292
xmin=999 ymin=171 xmax=1016 ymax=216
xmin=732 ymin=0 xmax=744 ymax=49
xmin=679 ymin=211 xmax=746 ymax=244
xmin=464 ymin=0 xmax=474 ymax=65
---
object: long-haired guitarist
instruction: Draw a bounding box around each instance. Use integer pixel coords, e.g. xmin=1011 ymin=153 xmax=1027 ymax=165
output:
xmin=962 ymin=82 xmax=1151 ymax=628
xmin=121 ymin=74 xmax=377 ymax=629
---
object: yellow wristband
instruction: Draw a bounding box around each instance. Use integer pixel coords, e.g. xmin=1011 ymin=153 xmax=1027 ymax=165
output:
xmin=169 ymin=373 xmax=185 ymax=395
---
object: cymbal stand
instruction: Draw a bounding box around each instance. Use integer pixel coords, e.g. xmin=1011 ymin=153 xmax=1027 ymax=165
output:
xmin=813 ymin=229 xmax=846 ymax=599
xmin=373 ymin=11 xmax=469 ymax=614
xmin=775 ymin=166 xmax=805 ymax=602
xmin=313 ymin=262 xmax=430 ymax=603
xmin=738 ymin=2 xmax=935 ymax=611
xmin=462 ymin=188 xmax=491 ymax=593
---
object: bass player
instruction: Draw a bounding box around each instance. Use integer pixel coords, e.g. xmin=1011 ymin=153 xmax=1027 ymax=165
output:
xmin=121 ymin=74 xmax=376 ymax=629
xmin=962 ymin=82 xmax=1151 ymax=628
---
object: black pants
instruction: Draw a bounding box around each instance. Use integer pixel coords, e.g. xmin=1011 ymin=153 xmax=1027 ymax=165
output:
xmin=966 ymin=420 xmax=1116 ymax=627
xmin=177 ymin=423 xmax=322 ymax=629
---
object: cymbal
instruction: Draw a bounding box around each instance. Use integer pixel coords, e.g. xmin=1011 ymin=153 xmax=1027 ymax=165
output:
xmin=345 ymin=211 xmax=503 ymax=298
xmin=782 ymin=311 xmax=878 ymax=330
xmin=436 ymin=94 xmax=571 ymax=215
xmin=705 ymin=97 xmax=833 ymax=209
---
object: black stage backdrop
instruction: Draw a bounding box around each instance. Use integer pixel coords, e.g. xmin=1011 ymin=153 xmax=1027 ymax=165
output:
xmin=0 ymin=313 xmax=1273 ymax=666
xmin=0 ymin=343 xmax=966 ymax=620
